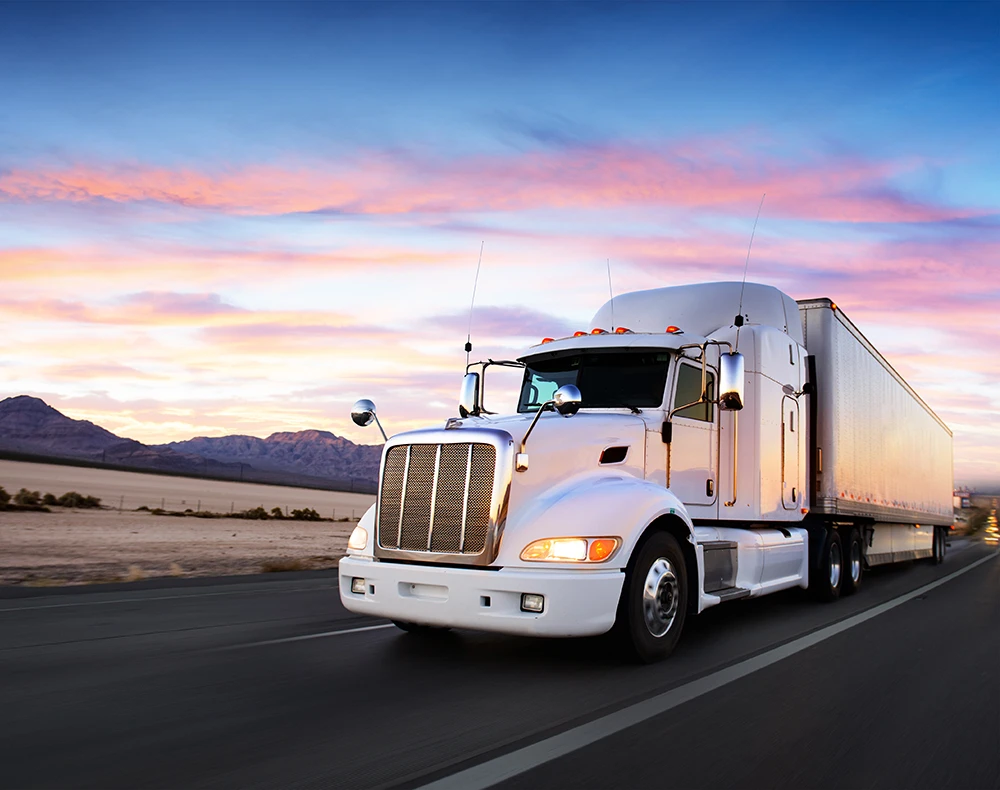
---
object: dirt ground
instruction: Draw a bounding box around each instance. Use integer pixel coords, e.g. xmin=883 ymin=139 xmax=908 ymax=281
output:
xmin=0 ymin=508 xmax=358 ymax=586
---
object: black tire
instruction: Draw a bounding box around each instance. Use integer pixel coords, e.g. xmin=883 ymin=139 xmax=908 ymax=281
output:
xmin=614 ymin=531 xmax=688 ymax=663
xmin=811 ymin=528 xmax=843 ymax=602
xmin=841 ymin=528 xmax=864 ymax=596
xmin=932 ymin=527 xmax=946 ymax=565
xmin=392 ymin=620 xmax=450 ymax=634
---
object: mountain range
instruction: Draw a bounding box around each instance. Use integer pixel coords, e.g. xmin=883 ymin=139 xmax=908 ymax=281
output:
xmin=0 ymin=395 xmax=382 ymax=489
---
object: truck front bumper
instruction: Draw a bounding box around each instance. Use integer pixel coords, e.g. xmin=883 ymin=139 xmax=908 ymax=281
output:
xmin=339 ymin=556 xmax=625 ymax=637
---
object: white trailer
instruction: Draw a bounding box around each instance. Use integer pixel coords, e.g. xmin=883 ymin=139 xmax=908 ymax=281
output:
xmin=340 ymin=282 xmax=954 ymax=661
xmin=800 ymin=299 xmax=953 ymax=567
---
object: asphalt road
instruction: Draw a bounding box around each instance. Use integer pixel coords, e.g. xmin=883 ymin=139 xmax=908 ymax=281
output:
xmin=1 ymin=539 xmax=997 ymax=790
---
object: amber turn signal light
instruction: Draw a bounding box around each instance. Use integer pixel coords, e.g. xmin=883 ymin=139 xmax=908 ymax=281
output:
xmin=589 ymin=538 xmax=618 ymax=561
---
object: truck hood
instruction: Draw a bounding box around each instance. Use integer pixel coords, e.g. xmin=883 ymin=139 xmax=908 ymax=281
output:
xmin=455 ymin=411 xmax=648 ymax=521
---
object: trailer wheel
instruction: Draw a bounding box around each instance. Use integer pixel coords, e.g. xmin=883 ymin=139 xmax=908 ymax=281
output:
xmin=932 ymin=527 xmax=946 ymax=565
xmin=841 ymin=528 xmax=863 ymax=596
xmin=615 ymin=532 xmax=688 ymax=663
xmin=812 ymin=528 xmax=843 ymax=602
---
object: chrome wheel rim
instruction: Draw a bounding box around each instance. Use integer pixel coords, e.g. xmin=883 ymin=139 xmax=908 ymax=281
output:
xmin=829 ymin=541 xmax=842 ymax=589
xmin=850 ymin=540 xmax=861 ymax=583
xmin=642 ymin=558 xmax=679 ymax=638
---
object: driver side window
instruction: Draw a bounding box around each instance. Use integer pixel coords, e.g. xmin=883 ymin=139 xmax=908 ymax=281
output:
xmin=673 ymin=363 xmax=715 ymax=422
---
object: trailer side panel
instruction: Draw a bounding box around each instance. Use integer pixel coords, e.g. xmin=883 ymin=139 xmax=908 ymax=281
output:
xmin=799 ymin=299 xmax=952 ymax=526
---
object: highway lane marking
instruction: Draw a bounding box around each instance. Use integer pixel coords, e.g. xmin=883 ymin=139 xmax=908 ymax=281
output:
xmin=0 ymin=584 xmax=339 ymax=613
xmin=233 ymin=623 xmax=396 ymax=648
xmin=415 ymin=551 xmax=998 ymax=790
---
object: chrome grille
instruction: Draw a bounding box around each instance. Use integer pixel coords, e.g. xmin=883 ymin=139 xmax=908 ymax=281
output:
xmin=378 ymin=442 xmax=497 ymax=555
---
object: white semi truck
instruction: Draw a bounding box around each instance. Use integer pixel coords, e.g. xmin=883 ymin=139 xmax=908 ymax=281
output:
xmin=340 ymin=282 xmax=953 ymax=661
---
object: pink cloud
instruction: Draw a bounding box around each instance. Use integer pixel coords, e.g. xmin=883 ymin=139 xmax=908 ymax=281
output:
xmin=0 ymin=244 xmax=466 ymax=285
xmin=1 ymin=143 xmax=983 ymax=223
xmin=43 ymin=363 xmax=167 ymax=381
xmin=427 ymin=305 xmax=577 ymax=339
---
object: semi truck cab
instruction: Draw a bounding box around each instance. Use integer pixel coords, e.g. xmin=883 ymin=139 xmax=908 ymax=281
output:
xmin=339 ymin=282 xmax=952 ymax=661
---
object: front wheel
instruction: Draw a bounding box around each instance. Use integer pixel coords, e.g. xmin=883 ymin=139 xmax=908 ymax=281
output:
xmin=614 ymin=532 xmax=688 ymax=663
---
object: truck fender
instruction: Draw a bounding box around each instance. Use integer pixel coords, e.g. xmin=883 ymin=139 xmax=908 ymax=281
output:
xmin=497 ymin=474 xmax=703 ymax=610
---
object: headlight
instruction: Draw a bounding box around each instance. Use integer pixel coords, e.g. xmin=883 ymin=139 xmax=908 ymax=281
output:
xmin=347 ymin=525 xmax=369 ymax=551
xmin=521 ymin=537 xmax=620 ymax=563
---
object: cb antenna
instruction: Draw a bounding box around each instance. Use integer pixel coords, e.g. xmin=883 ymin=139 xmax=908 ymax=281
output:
xmin=606 ymin=258 xmax=615 ymax=332
xmin=735 ymin=193 xmax=766 ymax=351
xmin=466 ymin=240 xmax=485 ymax=366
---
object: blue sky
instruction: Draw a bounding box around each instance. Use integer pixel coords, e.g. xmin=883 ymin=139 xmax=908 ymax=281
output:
xmin=1 ymin=1 xmax=998 ymax=484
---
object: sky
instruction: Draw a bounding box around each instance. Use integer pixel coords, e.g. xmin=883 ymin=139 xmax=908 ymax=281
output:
xmin=1 ymin=1 xmax=998 ymax=487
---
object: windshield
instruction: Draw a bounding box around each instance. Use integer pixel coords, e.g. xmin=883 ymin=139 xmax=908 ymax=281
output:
xmin=518 ymin=351 xmax=671 ymax=412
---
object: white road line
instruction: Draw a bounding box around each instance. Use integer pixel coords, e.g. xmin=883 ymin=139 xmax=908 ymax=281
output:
xmin=236 ymin=623 xmax=395 ymax=647
xmin=415 ymin=551 xmax=998 ymax=790
xmin=0 ymin=584 xmax=338 ymax=613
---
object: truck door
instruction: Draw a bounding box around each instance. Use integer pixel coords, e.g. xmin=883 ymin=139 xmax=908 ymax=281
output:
xmin=781 ymin=396 xmax=800 ymax=510
xmin=668 ymin=361 xmax=717 ymax=512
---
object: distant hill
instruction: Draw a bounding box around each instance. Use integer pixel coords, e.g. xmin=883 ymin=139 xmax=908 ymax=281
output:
xmin=0 ymin=395 xmax=382 ymax=490
xmin=163 ymin=429 xmax=381 ymax=482
xmin=0 ymin=395 xmax=123 ymax=458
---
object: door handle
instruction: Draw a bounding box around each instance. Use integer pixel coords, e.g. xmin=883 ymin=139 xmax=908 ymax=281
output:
xmin=706 ymin=479 xmax=715 ymax=497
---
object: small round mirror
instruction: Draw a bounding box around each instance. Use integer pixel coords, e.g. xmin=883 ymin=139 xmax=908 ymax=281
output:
xmin=351 ymin=399 xmax=377 ymax=427
xmin=553 ymin=384 xmax=582 ymax=417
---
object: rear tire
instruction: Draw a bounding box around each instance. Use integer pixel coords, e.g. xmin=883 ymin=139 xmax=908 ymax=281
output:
xmin=614 ymin=532 xmax=688 ymax=663
xmin=811 ymin=528 xmax=843 ymax=602
xmin=841 ymin=528 xmax=864 ymax=596
xmin=932 ymin=527 xmax=946 ymax=564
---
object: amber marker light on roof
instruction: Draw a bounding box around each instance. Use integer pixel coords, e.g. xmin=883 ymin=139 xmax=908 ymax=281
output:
xmin=573 ymin=331 xmax=587 ymax=337
xmin=614 ymin=327 xmax=632 ymax=334
xmin=666 ymin=326 xmax=682 ymax=334
xmin=591 ymin=328 xmax=607 ymax=335
xmin=540 ymin=337 xmax=554 ymax=344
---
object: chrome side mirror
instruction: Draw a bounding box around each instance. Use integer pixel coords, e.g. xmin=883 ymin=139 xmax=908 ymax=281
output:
xmin=553 ymin=384 xmax=582 ymax=417
xmin=350 ymin=399 xmax=387 ymax=441
xmin=718 ymin=353 xmax=745 ymax=411
xmin=458 ymin=372 xmax=481 ymax=418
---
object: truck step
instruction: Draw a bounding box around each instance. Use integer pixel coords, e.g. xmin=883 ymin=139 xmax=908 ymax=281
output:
xmin=713 ymin=587 xmax=751 ymax=602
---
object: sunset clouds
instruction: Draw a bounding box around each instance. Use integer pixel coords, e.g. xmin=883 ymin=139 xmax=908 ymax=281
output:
xmin=1 ymin=144 xmax=983 ymax=224
xmin=1 ymin=2 xmax=998 ymax=485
